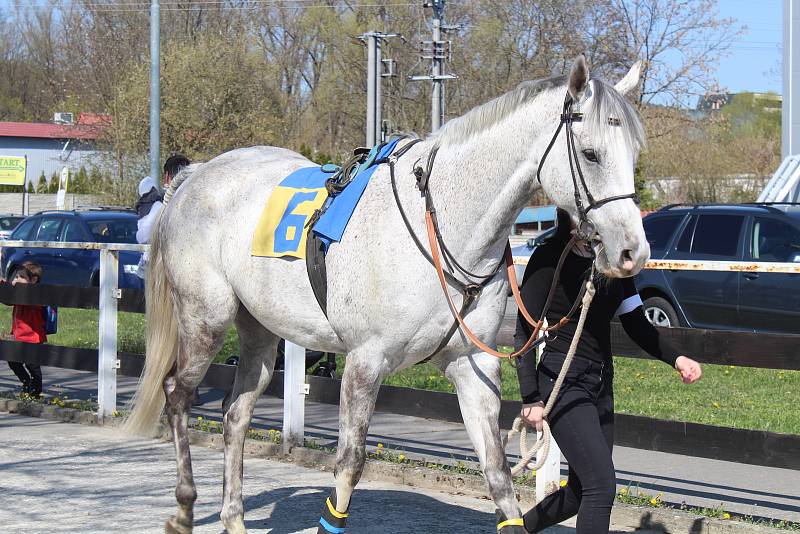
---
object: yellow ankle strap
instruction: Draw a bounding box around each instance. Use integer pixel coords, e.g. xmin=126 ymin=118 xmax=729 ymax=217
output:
xmin=497 ymin=517 xmax=524 ymax=530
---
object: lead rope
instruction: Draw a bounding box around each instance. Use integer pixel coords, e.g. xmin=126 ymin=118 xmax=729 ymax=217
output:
xmin=508 ymin=274 xmax=596 ymax=477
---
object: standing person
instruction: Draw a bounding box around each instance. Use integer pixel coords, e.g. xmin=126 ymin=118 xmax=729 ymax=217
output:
xmin=135 ymin=154 xmax=190 ymax=275
xmin=514 ymin=209 xmax=702 ymax=534
xmin=5 ymin=262 xmax=47 ymax=397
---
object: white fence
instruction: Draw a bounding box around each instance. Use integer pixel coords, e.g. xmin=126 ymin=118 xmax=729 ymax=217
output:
xmin=3 ymin=237 xmax=799 ymax=502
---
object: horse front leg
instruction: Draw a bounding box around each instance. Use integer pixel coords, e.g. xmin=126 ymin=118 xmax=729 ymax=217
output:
xmin=317 ymin=350 xmax=387 ymax=534
xmin=441 ymin=351 xmax=525 ymax=533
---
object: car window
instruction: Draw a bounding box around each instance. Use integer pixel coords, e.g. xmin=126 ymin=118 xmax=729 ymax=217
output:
xmin=675 ymin=215 xmax=696 ymax=252
xmin=35 ymin=219 xmax=63 ymax=241
xmin=751 ymin=217 xmax=800 ymax=262
xmin=62 ymin=219 xmax=89 ymax=242
xmin=11 ymin=219 xmax=38 ymax=240
xmin=689 ymin=214 xmax=744 ymax=257
xmin=643 ymin=216 xmax=683 ymax=254
xmin=0 ymin=217 xmax=23 ymax=231
xmin=87 ymin=218 xmax=138 ymax=244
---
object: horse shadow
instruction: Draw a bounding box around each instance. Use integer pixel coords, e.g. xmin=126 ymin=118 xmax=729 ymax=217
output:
xmin=194 ymin=485 xmax=575 ymax=533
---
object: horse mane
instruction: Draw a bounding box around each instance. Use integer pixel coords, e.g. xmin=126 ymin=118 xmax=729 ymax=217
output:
xmin=432 ymin=75 xmax=566 ymax=147
xmin=432 ymin=74 xmax=645 ymax=151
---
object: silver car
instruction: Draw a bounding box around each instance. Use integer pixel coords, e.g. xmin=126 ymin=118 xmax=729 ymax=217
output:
xmin=0 ymin=215 xmax=24 ymax=240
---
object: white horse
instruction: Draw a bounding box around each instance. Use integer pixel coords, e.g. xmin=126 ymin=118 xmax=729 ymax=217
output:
xmin=123 ymin=56 xmax=648 ymax=534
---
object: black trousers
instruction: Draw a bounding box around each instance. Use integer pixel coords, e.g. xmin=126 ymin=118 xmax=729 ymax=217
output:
xmin=8 ymin=362 xmax=43 ymax=395
xmin=523 ymin=351 xmax=615 ymax=534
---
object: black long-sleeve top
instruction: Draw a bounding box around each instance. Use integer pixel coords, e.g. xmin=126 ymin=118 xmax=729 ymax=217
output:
xmin=514 ymin=232 xmax=680 ymax=405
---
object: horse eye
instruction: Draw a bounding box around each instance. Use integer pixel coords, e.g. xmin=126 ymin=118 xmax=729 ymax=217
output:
xmin=582 ymin=149 xmax=599 ymax=163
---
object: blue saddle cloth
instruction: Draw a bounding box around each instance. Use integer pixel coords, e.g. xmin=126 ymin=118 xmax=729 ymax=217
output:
xmin=313 ymin=137 xmax=402 ymax=248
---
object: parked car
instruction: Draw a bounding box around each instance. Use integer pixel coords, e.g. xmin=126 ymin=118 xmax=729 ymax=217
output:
xmin=0 ymin=215 xmax=25 ymax=239
xmin=636 ymin=203 xmax=800 ymax=333
xmin=0 ymin=208 xmax=144 ymax=289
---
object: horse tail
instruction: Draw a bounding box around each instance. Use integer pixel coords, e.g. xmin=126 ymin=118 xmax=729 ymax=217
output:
xmin=121 ymin=210 xmax=179 ymax=437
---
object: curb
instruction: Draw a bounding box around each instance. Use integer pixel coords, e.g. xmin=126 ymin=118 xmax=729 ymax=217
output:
xmin=0 ymin=399 xmax=790 ymax=534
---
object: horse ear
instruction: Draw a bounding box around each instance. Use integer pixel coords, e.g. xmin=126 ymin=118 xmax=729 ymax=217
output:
xmin=614 ymin=60 xmax=642 ymax=96
xmin=568 ymin=55 xmax=589 ymax=101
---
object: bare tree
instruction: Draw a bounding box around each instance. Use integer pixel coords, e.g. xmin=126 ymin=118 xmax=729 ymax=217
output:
xmin=611 ymin=0 xmax=742 ymax=107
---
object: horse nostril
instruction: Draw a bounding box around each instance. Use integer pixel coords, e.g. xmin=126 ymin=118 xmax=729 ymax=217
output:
xmin=621 ymin=249 xmax=635 ymax=271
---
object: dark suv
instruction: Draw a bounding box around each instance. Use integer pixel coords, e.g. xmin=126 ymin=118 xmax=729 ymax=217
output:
xmin=1 ymin=208 xmax=144 ymax=289
xmin=636 ymin=203 xmax=800 ymax=333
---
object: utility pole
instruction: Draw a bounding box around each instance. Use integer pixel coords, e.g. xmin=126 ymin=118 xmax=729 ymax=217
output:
xmin=410 ymin=0 xmax=458 ymax=133
xmin=360 ymin=32 xmax=400 ymax=146
xmin=149 ymin=0 xmax=161 ymax=188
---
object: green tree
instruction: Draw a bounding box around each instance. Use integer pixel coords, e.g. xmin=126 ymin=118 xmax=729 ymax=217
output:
xmin=36 ymin=172 xmax=47 ymax=193
xmin=48 ymin=171 xmax=60 ymax=193
xmin=70 ymin=166 xmax=88 ymax=194
xmin=25 ymin=180 xmax=34 ymax=194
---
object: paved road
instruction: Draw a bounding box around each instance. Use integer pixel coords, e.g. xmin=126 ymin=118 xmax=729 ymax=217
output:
xmin=2 ymin=367 xmax=799 ymax=525
xmin=0 ymin=413 xmax=668 ymax=534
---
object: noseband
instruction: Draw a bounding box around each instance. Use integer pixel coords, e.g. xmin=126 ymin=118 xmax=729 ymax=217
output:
xmin=536 ymin=91 xmax=639 ymax=240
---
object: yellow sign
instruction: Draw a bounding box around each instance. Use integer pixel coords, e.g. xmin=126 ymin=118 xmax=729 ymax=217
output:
xmin=0 ymin=156 xmax=26 ymax=186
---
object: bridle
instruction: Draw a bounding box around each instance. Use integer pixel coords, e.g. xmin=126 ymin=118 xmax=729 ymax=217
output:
xmin=389 ymin=87 xmax=638 ymax=360
xmin=536 ymin=91 xmax=639 ymax=240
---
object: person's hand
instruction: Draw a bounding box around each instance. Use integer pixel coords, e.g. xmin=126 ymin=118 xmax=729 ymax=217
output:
xmin=521 ymin=402 xmax=545 ymax=432
xmin=675 ymin=356 xmax=702 ymax=384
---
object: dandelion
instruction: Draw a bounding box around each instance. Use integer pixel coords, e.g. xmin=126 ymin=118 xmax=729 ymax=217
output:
xmin=398 ymin=454 xmax=406 ymax=462
xmin=377 ymin=443 xmax=383 ymax=449
xmin=722 ymin=513 xmax=731 ymax=520
xmin=197 ymin=416 xmax=203 ymax=421
xmin=559 ymin=480 xmax=567 ymax=487
xmin=649 ymin=497 xmax=659 ymax=505
xmin=712 ymin=402 xmax=720 ymax=408
xmin=619 ymin=488 xmax=628 ymax=496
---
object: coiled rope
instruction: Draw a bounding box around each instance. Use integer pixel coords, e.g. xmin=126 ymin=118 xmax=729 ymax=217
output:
xmin=508 ymin=275 xmax=596 ymax=476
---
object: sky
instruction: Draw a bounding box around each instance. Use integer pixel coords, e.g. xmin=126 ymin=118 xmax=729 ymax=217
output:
xmin=716 ymin=0 xmax=783 ymax=95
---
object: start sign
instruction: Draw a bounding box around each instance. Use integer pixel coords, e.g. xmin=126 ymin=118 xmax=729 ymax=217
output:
xmin=0 ymin=156 xmax=26 ymax=186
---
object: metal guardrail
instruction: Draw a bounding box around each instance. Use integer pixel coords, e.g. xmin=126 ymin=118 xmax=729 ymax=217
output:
xmin=0 ymin=240 xmax=149 ymax=252
xmin=512 ymin=255 xmax=800 ymax=273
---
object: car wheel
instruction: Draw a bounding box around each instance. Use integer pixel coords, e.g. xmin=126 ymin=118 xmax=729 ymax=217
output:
xmin=642 ymin=296 xmax=679 ymax=328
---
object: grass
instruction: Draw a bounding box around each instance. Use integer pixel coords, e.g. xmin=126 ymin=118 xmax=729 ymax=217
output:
xmin=2 ymin=306 xmax=798 ymax=435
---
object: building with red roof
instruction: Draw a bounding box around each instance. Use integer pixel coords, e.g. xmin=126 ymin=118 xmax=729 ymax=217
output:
xmin=0 ymin=113 xmax=110 ymax=190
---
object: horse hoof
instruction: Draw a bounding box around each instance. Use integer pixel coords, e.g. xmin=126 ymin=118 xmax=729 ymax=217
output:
xmin=222 ymin=516 xmax=247 ymax=534
xmin=165 ymin=516 xmax=193 ymax=534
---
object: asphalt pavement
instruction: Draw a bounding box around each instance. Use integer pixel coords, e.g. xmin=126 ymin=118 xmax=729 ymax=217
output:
xmin=1 ymin=366 xmax=798 ymax=526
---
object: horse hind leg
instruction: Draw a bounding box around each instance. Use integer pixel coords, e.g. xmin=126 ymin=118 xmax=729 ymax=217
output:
xmin=164 ymin=298 xmax=237 ymax=534
xmin=438 ymin=351 xmax=525 ymax=533
xmin=317 ymin=349 xmax=388 ymax=534
xmin=219 ymin=306 xmax=279 ymax=534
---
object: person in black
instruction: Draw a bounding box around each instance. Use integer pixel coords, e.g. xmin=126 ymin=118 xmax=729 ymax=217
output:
xmin=514 ymin=209 xmax=702 ymax=534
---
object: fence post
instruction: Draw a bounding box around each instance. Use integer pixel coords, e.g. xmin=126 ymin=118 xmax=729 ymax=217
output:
xmin=98 ymin=248 xmax=119 ymax=419
xmin=282 ymin=341 xmax=307 ymax=452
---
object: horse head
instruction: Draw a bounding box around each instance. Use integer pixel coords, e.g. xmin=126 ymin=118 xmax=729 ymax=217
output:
xmin=536 ymin=56 xmax=649 ymax=278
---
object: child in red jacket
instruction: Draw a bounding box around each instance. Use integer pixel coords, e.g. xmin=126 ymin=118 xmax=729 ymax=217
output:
xmin=6 ymin=261 xmax=46 ymax=396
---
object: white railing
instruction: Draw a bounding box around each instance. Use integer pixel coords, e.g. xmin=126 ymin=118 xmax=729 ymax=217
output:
xmin=0 ymin=240 xmax=312 ymax=445
xmin=6 ymin=238 xmax=799 ymax=502
xmin=512 ymin=255 xmax=800 ymax=273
